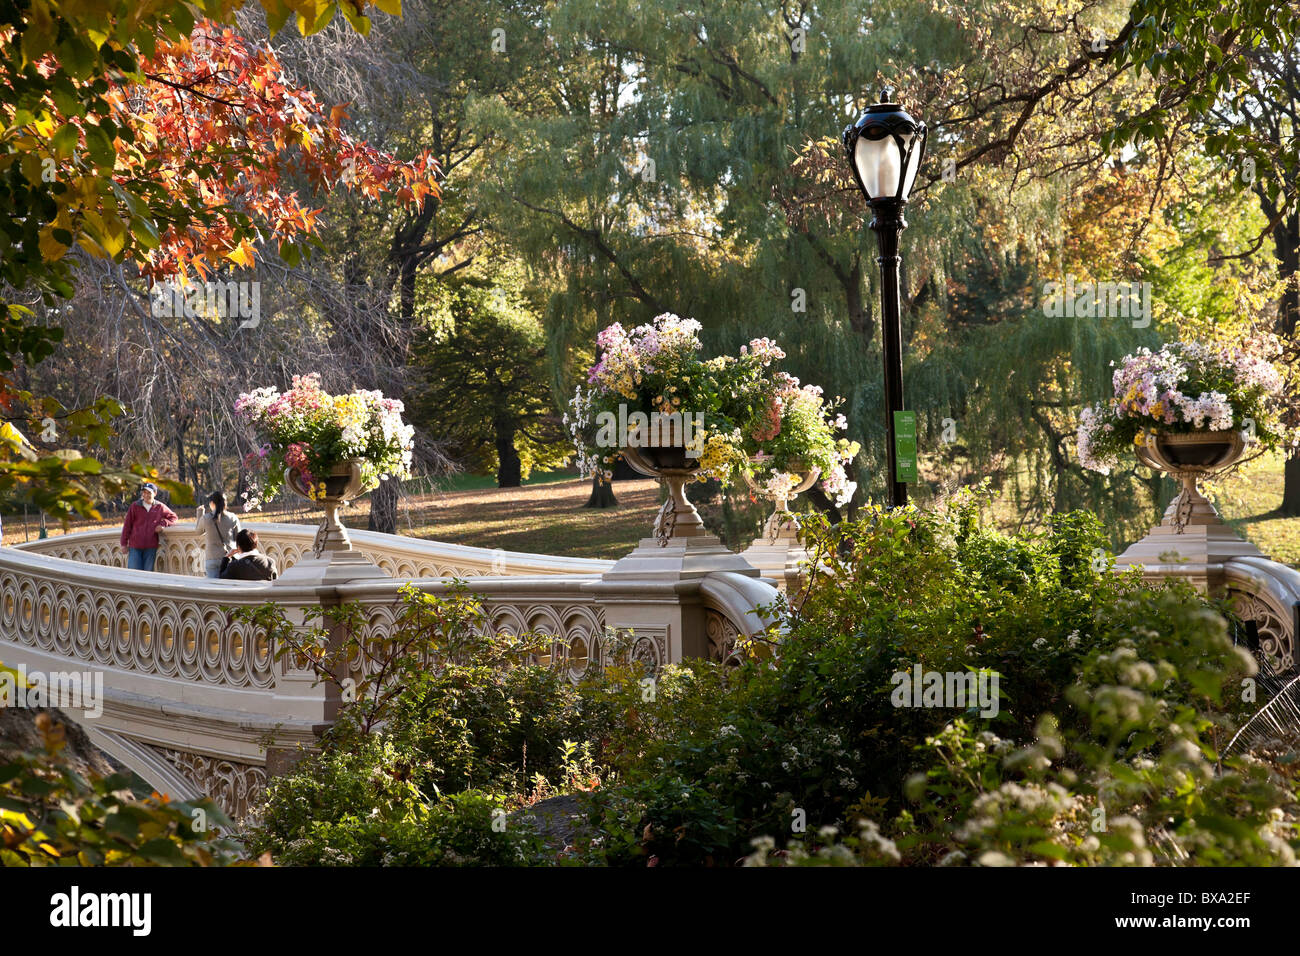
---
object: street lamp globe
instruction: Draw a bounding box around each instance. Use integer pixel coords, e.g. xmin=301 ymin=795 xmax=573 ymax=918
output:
xmin=843 ymin=87 xmax=928 ymax=212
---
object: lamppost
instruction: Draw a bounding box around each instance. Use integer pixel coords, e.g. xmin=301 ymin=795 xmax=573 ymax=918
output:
xmin=843 ymin=87 xmax=927 ymax=509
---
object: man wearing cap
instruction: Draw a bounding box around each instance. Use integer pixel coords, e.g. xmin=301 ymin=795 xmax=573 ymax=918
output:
xmin=120 ymin=482 xmax=179 ymax=572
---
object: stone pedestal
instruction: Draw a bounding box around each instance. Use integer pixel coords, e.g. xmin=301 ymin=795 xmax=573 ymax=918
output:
xmin=740 ymin=512 xmax=810 ymax=593
xmin=599 ymin=523 xmax=762 ymax=665
xmin=602 ymin=530 xmax=760 ymax=583
xmin=273 ymin=549 xmax=391 ymax=587
xmin=1115 ymin=482 xmax=1262 ymax=591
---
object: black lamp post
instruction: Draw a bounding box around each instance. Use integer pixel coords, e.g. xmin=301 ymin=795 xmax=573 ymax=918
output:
xmin=843 ymin=87 xmax=927 ymax=508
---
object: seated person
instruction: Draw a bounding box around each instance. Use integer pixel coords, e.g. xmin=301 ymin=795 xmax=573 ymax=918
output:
xmin=219 ymin=529 xmax=279 ymax=581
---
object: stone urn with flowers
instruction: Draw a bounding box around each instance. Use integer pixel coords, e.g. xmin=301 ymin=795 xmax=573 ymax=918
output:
xmin=1077 ymin=340 xmax=1287 ymax=582
xmin=235 ymin=373 xmax=415 ymax=583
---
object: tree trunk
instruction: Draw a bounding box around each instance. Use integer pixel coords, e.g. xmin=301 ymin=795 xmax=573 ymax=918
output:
xmin=495 ymin=420 xmax=522 ymax=488
xmin=368 ymin=477 xmax=399 ymax=534
xmin=844 ymin=259 xmax=872 ymax=339
xmin=584 ymin=473 xmax=618 ymax=508
xmin=1281 ymin=455 xmax=1300 ymax=518
xmin=174 ymin=422 xmax=187 ymax=486
xmin=1275 ymin=212 xmax=1300 ymax=515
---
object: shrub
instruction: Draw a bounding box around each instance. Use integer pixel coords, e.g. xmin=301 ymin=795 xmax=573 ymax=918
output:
xmin=1 ymin=713 xmax=241 ymax=866
xmin=265 ymin=792 xmax=545 ymax=867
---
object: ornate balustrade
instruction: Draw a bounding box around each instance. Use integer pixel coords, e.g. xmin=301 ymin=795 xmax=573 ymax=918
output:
xmin=15 ymin=522 xmax=614 ymax=578
xmin=1114 ymin=489 xmax=1300 ymax=674
xmin=0 ymin=528 xmax=781 ymax=819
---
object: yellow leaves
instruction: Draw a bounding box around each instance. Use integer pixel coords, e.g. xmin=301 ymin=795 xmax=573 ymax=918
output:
xmin=0 ymin=422 xmax=39 ymax=462
xmin=294 ymin=0 xmax=337 ymax=36
xmin=30 ymin=114 xmax=57 ymax=139
xmin=38 ymin=221 xmax=70 ymax=262
xmin=20 ymin=0 xmax=56 ymax=66
xmin=0 ymin=809 xmax=35 ymax=832
xmin=77 ymin=208 xmax=128 ymax=258
xmin=19 ymin=152 xmax=45 ymax=186
xmin=372 ymin=0 xmax=402 ymax=14
xmin=225 ymin=237 xmax=256 ymax=268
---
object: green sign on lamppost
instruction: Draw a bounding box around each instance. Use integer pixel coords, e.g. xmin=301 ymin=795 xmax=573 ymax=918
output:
xmin=894 ymin=410 xmax=917 ymax=483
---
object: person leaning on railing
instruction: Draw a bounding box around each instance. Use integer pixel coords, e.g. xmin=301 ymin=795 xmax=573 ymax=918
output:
xmin=195 ymin=491 xmax=241 ymax=579
xmin=219 ymin=529 xmax=278 ymax=581
xmin=120 ymin=482 xmax=178 ymax=572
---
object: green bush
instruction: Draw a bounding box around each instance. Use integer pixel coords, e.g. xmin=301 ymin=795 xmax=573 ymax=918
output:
xmin=265 ymin=791 xmax=545 ymax=867
xmin=246 ymin=494 xmax=1300 ymax=868
xmin=247 ymin=586 xmax=611 ymax=865
xmin=749 ymin=587 xmax=1299 ymax=866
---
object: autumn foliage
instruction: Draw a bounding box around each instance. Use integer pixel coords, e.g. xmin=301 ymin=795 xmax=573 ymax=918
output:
xmin=34 ymin=19 xmax=440 ymax=281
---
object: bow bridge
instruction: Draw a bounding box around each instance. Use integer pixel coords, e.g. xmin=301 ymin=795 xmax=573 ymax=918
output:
xmin=2 ymin=500 xmax=1298 ymax=822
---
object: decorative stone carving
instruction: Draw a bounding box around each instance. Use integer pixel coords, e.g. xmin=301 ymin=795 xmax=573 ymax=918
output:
xmin=147 ymin=744 xmax=268 ymax=823
xmin=1227 ymin=588 xmax=1297 ymax=673
xmin=0 ymin=566 xmax=274 ymax=688
xmin=706 ymin=609 xmax=744 ymax=669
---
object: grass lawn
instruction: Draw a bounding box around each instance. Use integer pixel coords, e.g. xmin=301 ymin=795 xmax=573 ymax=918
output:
xmin=1211 ymin=453 xmax=1300 ymax=567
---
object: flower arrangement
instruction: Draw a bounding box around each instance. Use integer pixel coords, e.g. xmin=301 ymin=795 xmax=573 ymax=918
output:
xmin=235 ymin=373 xmax=415 ymax=507
xmin=741 ymin=367 xmax=861 ymax=507
xmin=565 ymin=313 xmax=858 ymax=507
xmin=1076 ymin=339 xmax=1287 ymax=475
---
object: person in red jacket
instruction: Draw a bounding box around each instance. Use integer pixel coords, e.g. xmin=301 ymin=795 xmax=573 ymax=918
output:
xmin=120 ymin=482 xmax=178 ymax=572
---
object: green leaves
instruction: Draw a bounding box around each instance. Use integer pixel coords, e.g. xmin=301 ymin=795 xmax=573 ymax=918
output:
xmin=0 ymin=714 xmax=242 ymax=866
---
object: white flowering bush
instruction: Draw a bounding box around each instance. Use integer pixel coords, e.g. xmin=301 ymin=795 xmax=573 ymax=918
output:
xmin=1076 ymin=339 xmax=1288 ymax=475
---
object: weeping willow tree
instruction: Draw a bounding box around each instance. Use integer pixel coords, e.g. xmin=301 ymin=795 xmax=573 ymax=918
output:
xmin=455 ymin=0 xmax=1283 ymax=543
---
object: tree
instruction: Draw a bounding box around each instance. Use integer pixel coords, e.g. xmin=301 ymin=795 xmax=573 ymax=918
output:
xmin=1207 ymin=44 xmax=1300 ymax=514
xmin=0 ymin=0 xmax=433 ymax=518
xmin=409 ymin=278 xmax=568 ymax=487
xmin=463 ymin=0 xmax=1298 ymax=537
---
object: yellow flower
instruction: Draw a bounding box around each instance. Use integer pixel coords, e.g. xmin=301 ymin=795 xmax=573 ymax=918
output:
xmin=1134 ymin=432 xmax=1146 ymax=447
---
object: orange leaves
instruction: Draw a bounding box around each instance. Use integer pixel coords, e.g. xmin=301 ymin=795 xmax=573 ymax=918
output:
xmin=16 ymin=16 xmax=440 ymax=285
xmin=82 ymin=18 xmax=442 ymax=281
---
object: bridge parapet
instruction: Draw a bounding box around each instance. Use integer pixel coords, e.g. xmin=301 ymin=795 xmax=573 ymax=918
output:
xmin=0 ymin=537 xmax=780 ymax=821
xmin=15 ymin=522 xmax=614 ymax=578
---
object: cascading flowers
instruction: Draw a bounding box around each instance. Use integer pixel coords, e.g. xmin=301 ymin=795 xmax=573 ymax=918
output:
xmin=1076 ymin=338 xmax=1288 ymax=475
xmin=235 ymin=373 xmax=415 ymax=507
xmin=741 ymin=368 xmax=860 ymax=508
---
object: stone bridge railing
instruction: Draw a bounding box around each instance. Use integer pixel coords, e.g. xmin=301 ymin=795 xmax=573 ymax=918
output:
xmin=1 ymin=524 xmax=783 ymax=820
xmin=17 ymin=521 xmax=613 ymax=578
xmin=1114 ymin=497 xmax=1300 ymax=675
